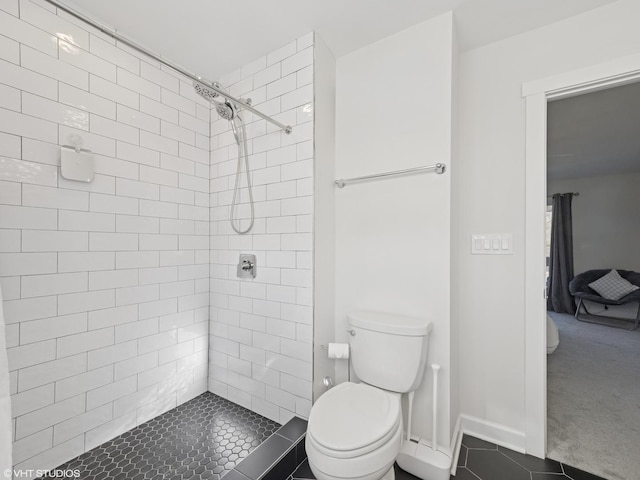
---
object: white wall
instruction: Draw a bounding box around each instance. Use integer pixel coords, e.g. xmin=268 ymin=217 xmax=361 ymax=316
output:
xmin=0 ymin=0 xmax=210 ymax=471
xmin=311 ymin=35 xmax=336 ymax=402
xmin=208 ymin=33 xmax=315 ymax=424
xmin=456 ymin=0 xmax=640 ymax=446
xmin=548 ymin=172 xmax=640 ymax=273
xmin=335 ymin=14 xmax=454 ymax=448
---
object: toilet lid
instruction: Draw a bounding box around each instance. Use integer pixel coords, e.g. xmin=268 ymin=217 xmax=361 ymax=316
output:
xmin=308 ymin=382 xmax=400 ymax=452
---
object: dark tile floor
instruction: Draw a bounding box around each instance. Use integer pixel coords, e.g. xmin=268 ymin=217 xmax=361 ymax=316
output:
xmin=291 ymin=435 xmax=607 ymax=480
xmin=42 ymin=392 xmax=280 ymax=480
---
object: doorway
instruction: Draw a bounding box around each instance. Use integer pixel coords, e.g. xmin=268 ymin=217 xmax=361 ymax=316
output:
xmin=522 ymin=56 xmax=640 ymax=462
xmin=544 ymin=81 xmax=640 ymax=479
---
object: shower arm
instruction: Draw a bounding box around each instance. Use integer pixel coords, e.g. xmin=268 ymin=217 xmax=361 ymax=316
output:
xmin=44 ymin=0 xmax=293 ymax=135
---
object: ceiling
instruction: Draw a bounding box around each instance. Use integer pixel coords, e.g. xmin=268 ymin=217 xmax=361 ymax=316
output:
xmin=59 ymin=0 xmax=618 ymax=82
xmin=547 ymin=80 xmax=640 ymax=181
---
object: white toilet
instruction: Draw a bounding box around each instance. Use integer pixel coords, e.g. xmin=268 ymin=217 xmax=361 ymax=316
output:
xmin=306 ymin=311 xmax=432 ymax=480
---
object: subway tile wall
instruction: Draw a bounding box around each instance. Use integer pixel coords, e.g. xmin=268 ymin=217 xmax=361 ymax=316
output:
xmin=0 ymin=0 xmax=210 ymax=471
xmin=208 ymin=33 xmax=314 ymax=425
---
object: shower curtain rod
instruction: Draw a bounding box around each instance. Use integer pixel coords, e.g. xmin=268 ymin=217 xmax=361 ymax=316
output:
xmin=44 ymin=0 xmax=293 ymax=134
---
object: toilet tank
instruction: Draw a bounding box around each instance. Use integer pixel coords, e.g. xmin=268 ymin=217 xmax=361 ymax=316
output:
xmin=348 ymin=311 xmax=432 ymax=393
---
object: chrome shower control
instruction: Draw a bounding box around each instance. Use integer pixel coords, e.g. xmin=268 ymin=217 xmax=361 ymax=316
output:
xmin=237 ymin=254 xmax=256 ymax=279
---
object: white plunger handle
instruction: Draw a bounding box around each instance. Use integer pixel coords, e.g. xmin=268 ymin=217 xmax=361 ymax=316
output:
xmin=432 ymin=364 xmax=440 ymax=452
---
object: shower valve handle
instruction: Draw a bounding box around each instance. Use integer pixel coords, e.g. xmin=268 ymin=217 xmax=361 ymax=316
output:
xmin=241 ymin=260 xmax=253 ymax=271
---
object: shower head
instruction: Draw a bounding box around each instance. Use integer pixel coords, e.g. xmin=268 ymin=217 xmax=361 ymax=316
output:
xmin=193 ymin=79 xmax=222 ymax=101
xmin=215 ymin=100 xmax=236 ymax=121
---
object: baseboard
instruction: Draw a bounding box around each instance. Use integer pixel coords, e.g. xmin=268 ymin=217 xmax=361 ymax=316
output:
xmin=449 ymin=416 xmax=463 ymax=476
xmin=458 ymin=414 xmax=526 ymax=454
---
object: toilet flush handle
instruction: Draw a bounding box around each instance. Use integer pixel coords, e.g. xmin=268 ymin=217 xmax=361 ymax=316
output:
xmin=346 ymin=329 xmax=356 ymax=336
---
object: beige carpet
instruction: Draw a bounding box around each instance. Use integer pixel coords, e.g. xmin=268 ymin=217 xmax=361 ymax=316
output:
xmin=547 ymin=312 xmax=640 ymax=480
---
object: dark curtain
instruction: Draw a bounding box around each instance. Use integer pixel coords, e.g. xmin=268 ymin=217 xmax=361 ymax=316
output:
xmin=547 ymin=193 xmax=575 ymax=313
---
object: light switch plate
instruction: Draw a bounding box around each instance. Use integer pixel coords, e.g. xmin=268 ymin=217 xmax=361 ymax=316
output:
xmin=471 ymin=234 xmax=513 ymax=255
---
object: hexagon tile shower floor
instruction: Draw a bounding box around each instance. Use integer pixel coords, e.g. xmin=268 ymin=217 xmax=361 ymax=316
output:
xmin=40 ymin=393 xmax=280 ymax=480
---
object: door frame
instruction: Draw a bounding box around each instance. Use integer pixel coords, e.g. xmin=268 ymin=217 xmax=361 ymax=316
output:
xmin=523 ymin=53 xmax=640 ymax=458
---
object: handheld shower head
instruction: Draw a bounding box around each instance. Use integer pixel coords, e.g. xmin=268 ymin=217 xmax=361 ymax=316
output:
xmin=214 ymin=100 xmax=236 ymax=121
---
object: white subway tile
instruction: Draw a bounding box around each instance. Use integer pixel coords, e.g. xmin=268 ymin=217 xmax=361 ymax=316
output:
xmin=115 ymin=251 xmax=159 ymax=269
xmin=252 ymin=331 xmax=280 ymax=353
xmin=267 ymin=40 xmax=296 ymax=66
xmin=7 ymin=340 xmax=56 ymax=371
xmin=58 ymin=252 xmax=115 ymax=272
xmin=139 ymin=266 xmax=177 ymax=285
xmin=0 ymin=131 xmax=19 ymax=158
xmin=0 ymin=156 xmax=58 ymax=186
xmin=88 ymin=304 xmax=138 ymax=330
xmin=140 ymin=62 xmax=179 ymax=91
xmin=281 ymin=233 xmax=312 ymax=251
xmin=90 ymin=35 xmax=139 ymax=73
xmin=140 ymin=96 xmax=178 ymax=124
xmin=140 ymin=165 xmax=178 ymax=187
xmin=116 ymin=178 xmax=159 ymax=200
xmin=84 ymin=412 xmax=136 ymax=452
xmin=117 ymin=67 xmax=160 ymax=100
xmin=160 ymin=89 xmax=195 ymax=116
xmin=117 ymin=104 xmax=160 ymax=134
xmin=280 ymin=372 xmax=311 ymax=399
xmin=160 ymin=185 xmax=195 ymax=205
xmin=20 ymin=0 xmax=88 ymax=49
xmin=21 ymin=313 xmax=87 ymax=345
xmin=0 ymin=230 xmax=19 ymax=252
xmin=86 ymin=376 xmax=136 ymax=410
xmin=140 ymin=199 xmax=178 ymax=218
xmin=0 ymin=179 xmax=20 ymax=205
xmin=23 ymin=184 xmax=89 ymax=211
xmin=0 ymin=253 xmax=57 ymax=276
xmin=14 ymin=435 xmax=84 ymax=473
xmin=19 ymin=354 xmax=86 ymax=392
xmin=91 ymin=114 xmax=139 ymax=144
xmin=90 ymin=192 xmax=139 ymax=215
xmin=280 ymin=303 xmax=312 ymax=324
xmin=266 ymin=216 xmax=297 ymax=234
xmin=115 ymin=284 xmax=159 ymax=306
xmin=87 ymin=340 xmax=137 ymax=370
xmin=266 ymin=73 xmax=297 ymax=100
xmin=0 ymin=33 xmax=19 ymax=63
xmin=179 ymin=143 xmax=208 ymax=164
xmin=89 ymin=269 xmax=138 ymax=290
xmin=0 ymin=82 xmax=19 ymax=111
xmin=22 ymin=44 xmax=88 ymax=90
xmin=60 ymin=83 xmax=116 ymax=119
xmin=160 ymin=250 xmax=194 ymax=267
xmin=57 ymin=327 xmax=114 ymax=358
xmin=297 ymin=65 xmax=313 ymax=88
xmin=281 ymin=269 xmax=312 ymax=288
xmin=89 ymin=232 xmax=138 ymax=251
xmin=90 ymin=74 xmax=139 ymax=109
xmin=15 ymin=394 xmax=85 ymax=440
xmin=22 ymin=272 xmax=88 ymax=298
xmin=55 ymin=365 xmax=113 ymax=402
xmin=116 ymin=214 xmax=160 ymax=234
xmin=53 ymin=403 xmax=112 ymax=446
xmin=10 ymin=384 xmax=54 ymax=418
xmin=58 ymin=289 xmax=115 ymax=315
xmin=281 ymin=47 xmax=313 ymax=76
xmin=60 ymin=40 xmax=116 ymax=82
xmin=140 ymin=130 xmax=179 ymax=155
xmin=266 ymin=318 xmax=296 ymax=339
xmin=59 ymin=211 xmax=115 ymax=233
xmin=161 ymin=120 xmax=195 ymax=145
xmin=3 ymin=296 xmax=57 ymax=325
xmin=0 ymin=9 xmax=57 ymax=57
xmin=1 ymin=57 xmax=57 ymax=102
xmin=22 ymin=230 xmax=88 ymax=252
xmin=282 ymin=84 xmax=313 ymax=111
xmin=138 ymin=330 xmax=176 ymax=355
xmin=114 ymin=351 xmax=157 ymax=380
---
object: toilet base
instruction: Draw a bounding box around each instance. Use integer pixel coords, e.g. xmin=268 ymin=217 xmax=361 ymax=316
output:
xmin=308 ymin=463 xmax=395 ymax=480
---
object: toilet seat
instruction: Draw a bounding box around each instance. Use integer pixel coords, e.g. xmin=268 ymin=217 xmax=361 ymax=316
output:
xmin=307 ymin=382 xmax=401 ymax=458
